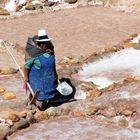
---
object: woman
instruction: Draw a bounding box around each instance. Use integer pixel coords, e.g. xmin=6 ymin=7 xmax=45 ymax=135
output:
xmin=24 ymin=29 xmax=58 ymax=110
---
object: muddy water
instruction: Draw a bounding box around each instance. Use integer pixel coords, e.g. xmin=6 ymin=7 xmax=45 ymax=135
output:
xmin=8 ymin=116 xmax=140 ymax=140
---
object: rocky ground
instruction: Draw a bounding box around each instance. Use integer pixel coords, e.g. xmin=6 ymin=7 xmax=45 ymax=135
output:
xmin=8 ymin=117 xmax=140 ymax=140
xmin=1 ymin=2 xmax=140 ymax=140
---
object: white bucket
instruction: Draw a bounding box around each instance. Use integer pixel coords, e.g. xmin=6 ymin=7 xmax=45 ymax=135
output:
xmin=56 ymin=80 xmax=73 ymax=96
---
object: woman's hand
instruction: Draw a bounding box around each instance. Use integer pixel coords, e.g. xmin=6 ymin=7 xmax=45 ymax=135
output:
xmin=24 ymin=64 xmax=29 ymax=92
xmin=46 ymin=49 xmax=54 ymax=54
xmin=46 ymin=49 xmax=50 ymax=53
xmin=23 ymin=77 xmax=29 ymax=92
xmin=24 ymin=77 xmax=29 ymax=84
xmin=24 ymin=68 xmax=29 ymax=84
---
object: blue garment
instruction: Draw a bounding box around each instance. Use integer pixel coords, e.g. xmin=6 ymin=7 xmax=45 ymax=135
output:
xmin=25 ymin=53 xmax=57 ymax=101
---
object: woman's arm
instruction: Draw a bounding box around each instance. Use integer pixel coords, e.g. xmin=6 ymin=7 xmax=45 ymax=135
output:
xmin=24 ymin=52 xmax=30 ymax=83
xmin=24 ymin=67 xmax=29 ymax=83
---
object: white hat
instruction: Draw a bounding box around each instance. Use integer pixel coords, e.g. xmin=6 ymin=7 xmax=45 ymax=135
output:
xmin=36 ymin=29 xmax=52 ymax=42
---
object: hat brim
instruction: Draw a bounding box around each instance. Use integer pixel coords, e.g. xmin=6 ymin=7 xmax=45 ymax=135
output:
xmin=36 ymin=38 xmax=52 ymax=42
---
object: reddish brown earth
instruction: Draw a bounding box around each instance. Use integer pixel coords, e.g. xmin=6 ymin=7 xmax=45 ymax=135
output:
xmin=1 ymin=6 xmax=140 ymax=61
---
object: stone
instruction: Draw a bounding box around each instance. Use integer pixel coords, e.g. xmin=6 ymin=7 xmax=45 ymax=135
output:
xmin=59 ymin=101 xmax=83 ymax=115
xmin=34 ymin=111 xmax=48 ymax=122
xmin=0 ymin=125 xmax=10 ymax=140
xmin=39 ymin=0 xmax=46 ymax=2
xmin=73 ymin=108 xmax=85 ymax=117
xmin=59 ymin=103 xmax=74 ymax=115
xmin=73 ymin=55 xmax=83 ymax=62
xmin=89 ymin=0 xmax=103 ymax=6
xmin=0 ymin=118 xmax=5 ymax=123
xmin=31 ymin=109 xmax=37 ymax=115
xmin=134 ymin=76 xmax=140 ymax=81
xmin=7 ymin=114 xmax=20 ymax=123
xmin=0 ymin=88 xmax=5 ymax=94
xmin=79 ymin=82 xmax=96 ymax=91
xmin=118 ymin=116 xmax=129 ymax=127
xmin=26 ymin=112 xmax=36 ymax=124
xmin=123 ymin=76 xmax=135 ymax=83
xmin=59 ymin=56 xmax=78 ymax=66
xmin=101 ymin=48 xmax=106 ymax=53
xmin=34 ymin=4 xmax=43 ymax=10
xmin=12 ymin=118 xmax=30 ymax=130
xmin=101 ymin=46 xmax=117 ymax=54
xmin=131 ymin=112 xmax=140 ymax=122
xmin=132 ymin=121 xmax=140 ymax=129
xmin=65 ymin=0 xmax=77 ymax=4
xmin=16 ymin=4 xmax=24 ymax=12
xmin=0 ymin=7 xmax=10 ymax=15
xmin=5 ymin=119 xmax=14 ymax=127
xmin=0 ymin=68 xmax=17 ymax=75
xmin=44 ymin=1 xmax=55 ymax=7
xmin=86 ymin=89 xmax=102 ymax=99
xmin=3 ymin=92 xmax=16 ymax=100
xmin=104 ymin=46 xmax=115 ymax=53
xmin=19 ymin=111 xmax=27 ymax=118
xmin=113 ymin=99 xmax=137 ymax=114
xmin=32 ymin=0 xmax=43 ymax=10
xmin=85 ymin=105 xmax=98 ymax=116
xmin=100 ymin=106 xmax=116 ymax=118
xmin=0 ymin=0 xmax=6 ymax=4
xmin=127 ymin=34 xmax=138 ymax=40
xmin=121 ymin=34 xmax=137 ymax=44
xmin=120 ymin=110 xmax=133 ymax=117
xmin=45 ymin=107 xmax=62 ymax=117
xmin=64 ymin=100 xmax=82 ymax=109
xmin=122 ymin=42 xmax=135 ymax=49
xmin=0 ymin=108 xmax=19 ymax=120
xmin=25 ymin=2 xmax=35 ymax=10
xmin=106 ymin=84 xmax=115 ymax=91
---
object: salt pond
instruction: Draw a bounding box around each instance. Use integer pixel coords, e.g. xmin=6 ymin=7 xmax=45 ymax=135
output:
xmin=79 ymin=48 xmax=140 ymax=89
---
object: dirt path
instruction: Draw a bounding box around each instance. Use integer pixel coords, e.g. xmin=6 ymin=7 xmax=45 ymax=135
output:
xmin=1 ymin=7 xmax=140 ymax=61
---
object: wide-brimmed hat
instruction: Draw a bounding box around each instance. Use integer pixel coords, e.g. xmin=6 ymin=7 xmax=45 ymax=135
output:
xmin=36 ymin=29 xmax=52 ymax=42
